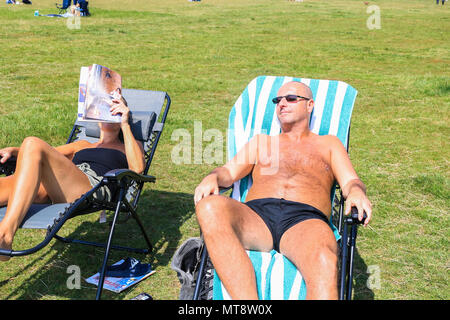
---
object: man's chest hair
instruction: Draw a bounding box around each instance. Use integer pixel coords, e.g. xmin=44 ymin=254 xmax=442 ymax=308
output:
xmin=256 ymin=138 xmax=332 ymax=176
xmin=279 ymin=146 xmax=331 ymax=174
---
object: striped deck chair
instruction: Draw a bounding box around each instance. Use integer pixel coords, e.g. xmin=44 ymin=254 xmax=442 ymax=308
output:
xmin=193 ymin=75 xmax=364 ymax=300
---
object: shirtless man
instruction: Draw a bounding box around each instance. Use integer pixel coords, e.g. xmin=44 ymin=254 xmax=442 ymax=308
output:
xmin=194 ymin=81 xmax=372 ymax=300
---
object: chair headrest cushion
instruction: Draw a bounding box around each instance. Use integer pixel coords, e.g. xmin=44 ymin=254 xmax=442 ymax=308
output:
xmin=83 ymin=111 xmax=157 ymax=142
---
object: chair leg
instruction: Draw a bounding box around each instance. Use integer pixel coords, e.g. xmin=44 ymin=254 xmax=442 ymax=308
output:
xmin=193 ymin=244 xmax=208 ymax=300
xmin=339 ymin=223 xmax=349 ymax=300
xmin=95 ymin=187 xmax=126 ymax=300
xmin=125 ymin=202 xmax=153 ymax=253
xmin=337 ymin=191 xmax=345 ymax=234
xmin=133 ymin=215 xmax=153 ymax=252
xmin=339 ymin=211 xmax=362 ymax=300
xmin=54 ymin=186 xmax=153 ymax=255
xmin=346 ymin=224 xmax=358 ymax=300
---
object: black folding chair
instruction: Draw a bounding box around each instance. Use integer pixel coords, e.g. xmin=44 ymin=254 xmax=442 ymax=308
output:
xmin=0 ymin=88 xmax=171 ymax=300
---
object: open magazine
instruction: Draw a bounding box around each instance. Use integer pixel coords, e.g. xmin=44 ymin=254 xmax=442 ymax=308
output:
xmin=85 ymin=258 xmax=156 ymax=293
xmin=77 ymin=64 xmax=122 ymax=123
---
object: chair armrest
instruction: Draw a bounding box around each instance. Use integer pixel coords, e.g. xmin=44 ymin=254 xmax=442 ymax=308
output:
xmin=345 ymin=207 xmax=367 ymax=225
xmin=102 ymin=169 xmax=156 ymax=183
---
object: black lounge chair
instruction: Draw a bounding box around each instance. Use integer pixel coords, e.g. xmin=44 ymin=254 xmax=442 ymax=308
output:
xmin=0 ymin=88 xmax=171 ymax=300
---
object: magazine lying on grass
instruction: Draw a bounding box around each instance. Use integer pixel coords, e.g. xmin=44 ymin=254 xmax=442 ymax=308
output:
xmin=85 ymin=258 xmax=156 ymax=293
xmin=77 ymin=64 xmax=122 ymax=123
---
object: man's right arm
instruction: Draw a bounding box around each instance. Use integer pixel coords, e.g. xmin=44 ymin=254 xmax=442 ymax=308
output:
xmin=194 ymin=134 xmax=261 ymax=205
xmin=193 ymin=168 xmax=230 ymax=205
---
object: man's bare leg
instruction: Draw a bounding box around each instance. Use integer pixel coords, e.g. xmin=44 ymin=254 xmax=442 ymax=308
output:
xmin=195 ymin=195 xmax=273 ymax=299
xmin=0 ymin=137 xmax=92 ymax=261
xmin=279 ymin=219 xmax=339 ymax=300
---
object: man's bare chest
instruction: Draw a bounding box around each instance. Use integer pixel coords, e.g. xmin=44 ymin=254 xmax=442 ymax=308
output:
xmin=255 ymin=139 xmax=332 ymax=179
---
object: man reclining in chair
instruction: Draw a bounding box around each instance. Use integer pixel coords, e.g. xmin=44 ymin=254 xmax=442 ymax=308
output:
xmin=194 ymin=81 xmax=372 ymax=300
xmin=0 ymin=96 xmax=144 ymax=262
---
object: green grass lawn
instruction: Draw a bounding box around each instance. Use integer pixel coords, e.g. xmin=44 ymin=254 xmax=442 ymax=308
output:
xmin=0 ymin=0 xmax=448 ymax=300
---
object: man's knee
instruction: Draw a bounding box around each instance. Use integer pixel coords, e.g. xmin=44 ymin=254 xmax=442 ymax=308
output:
xmin=310 ymin=244 xmax=338 ymax=280
xmin=303 ymin=244 xmax=339 ymax=299
xmin=196 ymin=195 xmax=231 ymax=231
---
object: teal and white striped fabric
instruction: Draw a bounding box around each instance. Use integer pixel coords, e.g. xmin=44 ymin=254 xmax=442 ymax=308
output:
xmin=213 ymin=249 xmax=308 ymax=300
xmin=213 ymin=75 xmax=358 ymax=300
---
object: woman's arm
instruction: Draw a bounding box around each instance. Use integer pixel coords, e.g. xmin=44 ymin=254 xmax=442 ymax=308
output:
xmin=110 ymin=98 xmax=145 ymax=173
xmin=55 ymin=140 xmax=92 ymax=160
xmin=0 ymin=147 xmax=19 ymax=164
xmin=121 ymin=123 xmax=145 ymax=173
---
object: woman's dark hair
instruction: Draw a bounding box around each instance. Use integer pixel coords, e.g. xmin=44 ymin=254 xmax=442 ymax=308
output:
xmin=120 ymin=95 xmax=128 ymax=107
xmin=118 ymin=95 xmax=128 ymax=143
xmin=118 ymin=128 xmax=124 ymax=143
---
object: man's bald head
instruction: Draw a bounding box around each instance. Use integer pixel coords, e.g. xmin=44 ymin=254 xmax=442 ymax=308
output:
xmin=278 ymin=81 xmax=313 ymax=100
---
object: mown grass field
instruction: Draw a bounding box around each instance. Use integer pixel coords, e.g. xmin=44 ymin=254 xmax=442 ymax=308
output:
xmin=0 ymin=0 xmax=448 ymax=300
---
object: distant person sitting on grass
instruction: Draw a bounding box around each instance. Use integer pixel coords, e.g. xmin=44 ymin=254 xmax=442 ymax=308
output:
xmin=194 ymin=81 xmax=372 ymax=300
xmin=71 ymin=3 xmax=81 ymax=16
xmin=73 ymin=0 xmax=90 ymax=16
xmin=0 ymin=95 xmax=144 ymax=261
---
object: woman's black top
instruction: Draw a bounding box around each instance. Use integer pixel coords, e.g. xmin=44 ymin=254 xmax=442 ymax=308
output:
xmin=72 ymin=147 xmax=128 ymax=176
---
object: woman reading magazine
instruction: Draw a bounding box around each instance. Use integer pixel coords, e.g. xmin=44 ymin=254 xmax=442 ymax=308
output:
xmin=0 ymin=95 xmax=145 ymax=261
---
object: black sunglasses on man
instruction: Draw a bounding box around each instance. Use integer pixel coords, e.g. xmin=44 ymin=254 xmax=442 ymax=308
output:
xmin=272 ymin=95 xmax=310 ymax=104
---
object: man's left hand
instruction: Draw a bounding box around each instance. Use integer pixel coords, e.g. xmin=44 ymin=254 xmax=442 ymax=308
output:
xmin=345 ymin=191 xmax=372 ymax=226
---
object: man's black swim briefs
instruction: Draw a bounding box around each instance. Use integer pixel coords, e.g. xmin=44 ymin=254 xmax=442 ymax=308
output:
xmin=244 ymin=198 xmax=330 ymax=252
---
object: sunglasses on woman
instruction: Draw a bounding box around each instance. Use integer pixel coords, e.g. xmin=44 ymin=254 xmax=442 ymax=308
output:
xmin=272 ymin=95 xmax=310 ymax=104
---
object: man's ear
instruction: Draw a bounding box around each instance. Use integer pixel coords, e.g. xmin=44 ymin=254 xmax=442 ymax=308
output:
xmin=307 ymin=99 xmax=314 ymax=113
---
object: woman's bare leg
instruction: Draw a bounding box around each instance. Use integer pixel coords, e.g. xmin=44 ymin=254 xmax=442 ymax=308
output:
xmin=0 ymin=176 xmax=15 ymax=207
xmin=0 ymin=175 xmax=49 ymax=207
xmin=0 ymin=137 xmax=93 ymax=261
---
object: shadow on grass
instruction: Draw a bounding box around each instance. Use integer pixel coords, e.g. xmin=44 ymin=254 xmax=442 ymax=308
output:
xmin=2 ymin=189 xmax=374 ymax=300
xmin=351 ymin=248 xmax=375 ymax=300
xmin=1 ymin=189 xmax=195 ymax=300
